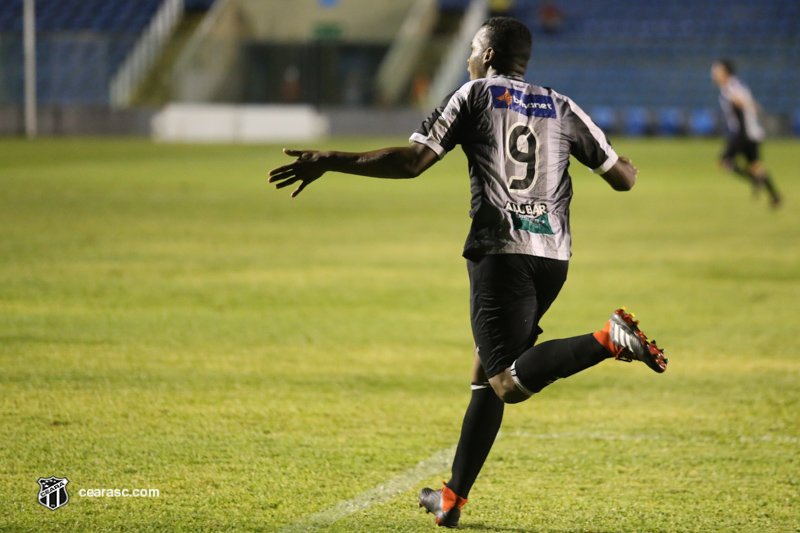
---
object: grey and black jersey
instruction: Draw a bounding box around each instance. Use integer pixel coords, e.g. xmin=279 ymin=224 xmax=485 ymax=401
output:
xmin=410 ymin=75 xmax=618 ymax=261
xmin=718 ymin=76 xmax=764 ymax=142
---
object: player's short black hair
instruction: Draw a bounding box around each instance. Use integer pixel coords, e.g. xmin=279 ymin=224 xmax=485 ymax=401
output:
xmin=480 ymin=16 xmax=532 ymax=69
xmin=717 ymin=59 xmax=736 ymax=75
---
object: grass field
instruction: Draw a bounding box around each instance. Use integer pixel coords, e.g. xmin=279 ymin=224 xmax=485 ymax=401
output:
xmin=1 ymin=136 xmax=798 ymax=532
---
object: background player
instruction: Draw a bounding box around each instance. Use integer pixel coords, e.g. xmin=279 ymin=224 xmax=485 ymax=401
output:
xmin=711 ymin=59 xmax=782 ymax=208
xmin=269 ymin=17 xmax=667 ymax=528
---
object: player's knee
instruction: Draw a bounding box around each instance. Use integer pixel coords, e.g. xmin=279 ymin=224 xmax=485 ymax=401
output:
xmin=489 ymin=372 xmax=528 ymax=404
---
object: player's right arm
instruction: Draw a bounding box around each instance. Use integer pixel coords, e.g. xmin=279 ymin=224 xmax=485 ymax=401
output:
xmin=600 ymin=156 xmax=637 ymax=191
xmin=560 ymin=94 xmax=637 ymax=192
xmin=268 ymin=142 xmax=439 ymax=197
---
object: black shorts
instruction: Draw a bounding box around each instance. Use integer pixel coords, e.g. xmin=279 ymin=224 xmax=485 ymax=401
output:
xmin=467 ymin=253 xmax=569 ymax=379
xmin=721 ymin=134 xmax=760 ymax=165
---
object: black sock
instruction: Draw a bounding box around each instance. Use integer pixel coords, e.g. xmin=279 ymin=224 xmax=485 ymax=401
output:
xmin=742 ymin=166 xmax=781 ymax=203
xmin=762 ymin=173 xmax=781 ymax=202
xmin=446 ymin=383 xmax=504 ymax=499
xmin=512 ymin=333 xmax=610 ymax=395
xmin=732 ymin=164 xmax=754 ymax=183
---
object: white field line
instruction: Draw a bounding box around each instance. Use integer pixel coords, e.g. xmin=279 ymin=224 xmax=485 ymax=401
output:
xmin=508 ymin=431 xmax=665 ymax=441
xmin=507 ymin=431 xmax=800 ymax=444
xmin=737 ymin=435 xmax=800 ymax=443
xmin=279 ymin=431 xmax=799 ymax=530
xmin=278 ymin=445 xmax=457 ymax=532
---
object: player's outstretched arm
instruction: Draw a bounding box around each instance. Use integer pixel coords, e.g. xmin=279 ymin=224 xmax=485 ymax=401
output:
xmin=601 ymin=156 xmax=638 ymax=191
xmin=268 ymin=142 xmax=439 ymax=197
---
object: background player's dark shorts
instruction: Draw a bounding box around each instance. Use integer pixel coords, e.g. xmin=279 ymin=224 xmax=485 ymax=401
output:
xmin=722 ymin=134 xmax=760 ymax=164
xmin=467 ymin=254 xmax=569 ymax=379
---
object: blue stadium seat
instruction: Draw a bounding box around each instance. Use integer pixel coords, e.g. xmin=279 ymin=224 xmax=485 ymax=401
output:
xmin=657 ymin=108 xmax=684 ymax=136
xmin=688 ymin=108 xmax=717 ymax=136
xmin=590 ymin=106 xmax=616 ymax=133
xmin=624 ymin=107 xmax=650 ymax=136
xmin=791 ymin=111 xmax=800 ymax=137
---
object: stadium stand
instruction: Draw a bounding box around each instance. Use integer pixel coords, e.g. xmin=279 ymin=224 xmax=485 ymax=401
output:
xmin=657 ymin=107 xmax=684 ymax=137
xmin=624 ymin=107 xmax=649 ymax=137
xmin=792 ymin=110 xmax=800 ymax=137
xmin=0 ymin=0 xmax=168 ymax=105
xmin=438 ymin=0 xmax=800 ymax=135
xmin=688 ymin=108 xmax=717 ymax=136
xmin=0 ymin=0 xmax=797 ymax=137
xmin=589 ymin=106 xmax=615 ymax=134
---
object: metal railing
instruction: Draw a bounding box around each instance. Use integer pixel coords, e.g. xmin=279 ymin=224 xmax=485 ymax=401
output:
xmin=375 ymin=0 xmax=438 ymax=106
xmin=110 ymin=0 xmax=184 ymax=107
xmin=170 ymin=0 xmax=239 ymax=103
xmin=427 ymin=0 xmax=487 ymax=109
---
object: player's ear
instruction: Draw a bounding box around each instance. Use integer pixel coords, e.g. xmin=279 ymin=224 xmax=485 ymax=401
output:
xmin=483 ymin=47 xmax=495 ymax=66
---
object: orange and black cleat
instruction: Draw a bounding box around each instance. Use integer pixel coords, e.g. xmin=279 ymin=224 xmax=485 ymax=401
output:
xmin=598 ymin=308 xmax=668 ymax=373
xmin=418 ymin=483 xmax=467 ymax=528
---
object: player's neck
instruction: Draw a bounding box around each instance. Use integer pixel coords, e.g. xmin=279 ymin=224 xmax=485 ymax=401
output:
xmin=486 ymin=66 xmax=526 ymax=79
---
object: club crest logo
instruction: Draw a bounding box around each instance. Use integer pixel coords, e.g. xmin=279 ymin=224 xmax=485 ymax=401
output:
xmin=37 ymin=476 xmax=69 ymax=511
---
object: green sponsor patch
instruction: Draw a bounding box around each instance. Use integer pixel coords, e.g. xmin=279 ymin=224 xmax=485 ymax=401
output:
xmin=512 ymin=212 xmax=555 ymax=235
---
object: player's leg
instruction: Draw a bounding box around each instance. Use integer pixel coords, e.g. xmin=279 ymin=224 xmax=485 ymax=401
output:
xmin=748 ymin=153 xmax=781 ymax=208
xmin=419 ymin=349 xmax=503 ymax=528
xmin=721 ymin=137 xmax=780 ymax=208
xmin=500 ymin=308 xmax=668 ymax=401
xmin=720 ymin=135 xmax=759 ymax=189
xmin=468 ymin=254 xmax=614 ymax=403
xmin=419 ymin=254 xmax=558 ymax=527
xmin=492 ymin=333 xmax=610 ymax=401
xmin=471 ymin=254 xmax=568 ymax=403
xmin=447 ymin=348 xmax=504 ymax=498
xmin=449 ymin=255 xmax=569 ymax=497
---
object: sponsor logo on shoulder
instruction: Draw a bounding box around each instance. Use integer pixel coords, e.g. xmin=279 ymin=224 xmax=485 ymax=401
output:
xmin=491 ymin=87 xmax=556 ymax=118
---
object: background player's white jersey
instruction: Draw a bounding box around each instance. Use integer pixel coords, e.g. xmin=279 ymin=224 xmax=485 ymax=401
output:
xmin=718 ymin=76 xmax=764 ymax=142
xmin=411 ymin=75 xmax=617 ymax=261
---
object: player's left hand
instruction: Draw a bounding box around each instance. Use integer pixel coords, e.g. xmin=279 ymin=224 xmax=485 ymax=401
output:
xmin=268 ymin=149 xmax=326 ymax=197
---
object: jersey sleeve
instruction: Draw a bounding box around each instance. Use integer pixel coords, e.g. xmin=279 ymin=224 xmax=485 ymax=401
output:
xmin=725 ymin=80 xmax=755 ymax=110
xmin=409 ymin=84 xmax=475 ymax=159
xmin=562 ymin=97 xmax=619 ymax=174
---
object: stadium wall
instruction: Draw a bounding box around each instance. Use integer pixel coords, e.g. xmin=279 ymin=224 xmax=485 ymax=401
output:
xmin=171 ymin=0 xmax=416 ymax=104
xmin=0 ymin=105 xmax=156 ymax=136
xmin=0 ymin=104 xmax=427 ymax=139
xmin=233 ymin=0 xmax=417 ymax=43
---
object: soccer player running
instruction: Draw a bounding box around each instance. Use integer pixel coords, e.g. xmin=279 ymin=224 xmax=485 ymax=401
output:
xmin=711 ymin=59 xmax=782 ymax=208
xmin=269 ymin=17 xmax=667 ymax=528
